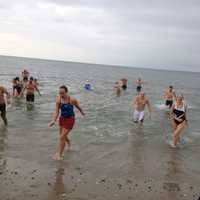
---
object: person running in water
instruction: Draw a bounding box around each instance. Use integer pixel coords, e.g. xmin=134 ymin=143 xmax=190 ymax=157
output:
xmin=49 ymin=85 xmax=85 ymax=160
xmin=135 ymin=78 xmax=144 ymax=93
xmin=21 ymin=77 xmax=41 ymax=103
xmin=164 ymin=85 xmax=176 ymax=108
xmin=170 ymin=95 xmax=187 ymax=147
xmin=0 ymin=86 xmax=10 ymax=126
xmin=132 ymin=92 xmax=151 ymax=125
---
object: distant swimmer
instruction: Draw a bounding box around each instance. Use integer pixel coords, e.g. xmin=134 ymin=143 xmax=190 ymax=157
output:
xmin=135 ymin=77 xmax=145 ymax=93
xmin=164 ymin=85 xmax=176 ymax=109
xmin=21 ymin=77 xmax=41 ymax=103
xmin=114 ymin=81 xmax=122 ymax=97
xmin=12 ymin=77 xmax=23 ymax=97
xmin=170 ymin=95 xmax=188 ymax=148
xmin=22 ymin=69 xmax=30 ymax=82
xmin=22 ymin=69 xmax=29 ymax=78
xmin=121 ymin=78 xmax=128 ymax=90
xmin=84 ymin=80 xmax=92 ymax=91
xmin=22 ymin=76 xmax=29 ymax=86
xmin=0 ymin=86 xmax=11 ymax=126
xmin=132 ymin=91 xmax=151 ymax=125
xmin=49 ymin=85 xmax=85 ymax=160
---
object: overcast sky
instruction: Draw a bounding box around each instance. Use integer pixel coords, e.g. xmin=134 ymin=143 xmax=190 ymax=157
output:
xmin=0 ymin=0 xmax=200 ymax=71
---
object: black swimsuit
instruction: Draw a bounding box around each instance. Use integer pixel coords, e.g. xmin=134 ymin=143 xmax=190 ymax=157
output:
xmin=136 ymin=85 xmax=142 ymax=92
xmin=173 ymin=104 xmax=186 ymax=125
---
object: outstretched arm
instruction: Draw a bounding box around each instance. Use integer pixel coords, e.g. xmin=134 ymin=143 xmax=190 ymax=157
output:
xmin=49 ymin=97 xmax=60 ymax=127
xmin=4 ymin=88 xmax=11 ymax=104
xmin=146 ymin=99 xmax=152 ymax=115
xmin=74 ymin=99 xmax=85 ymax=116
xmin=35 ymin=86 xmax=41 ymax=96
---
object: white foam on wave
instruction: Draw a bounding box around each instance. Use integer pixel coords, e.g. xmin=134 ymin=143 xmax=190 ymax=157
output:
xmin=154 ymin=104 xmax=170 ymax=111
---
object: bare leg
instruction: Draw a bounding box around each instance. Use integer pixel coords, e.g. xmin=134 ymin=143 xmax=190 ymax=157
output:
xmin=1 ymin=112 xmax=7 ymax=126
xmin=173 ymin=121 xmax=186 ymax=146
xmin=59 ymin=128 xmax=71 ymax=157
xmin=65 ymin=136 xmax=71 ymax=147
xmin=172 ymin=121 xmax=178 ymax=142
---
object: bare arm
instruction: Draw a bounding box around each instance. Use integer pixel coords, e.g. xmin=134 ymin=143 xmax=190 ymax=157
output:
xmin=4 ymin=89 xmax=10 ymax=99
xmin=35 ymin=86 xmax=41 ymax=96
xmin=49 ymin=97 xmax=60 ymax=127
xmin=170 ymin=104 xmax=175 ymax=120
xmin=173 ymin=91 xmax=177 ymax=100
xmin=20 ymin=85 xmax=26 ymax=96
xmin=132 ymin=96 xmax=138 ymax=108
xmin=73 ymin=99 xmax=85 ymax=116
xmin=146 ymin=99 xmax=152 ymax=114
xmin=4 ymin=88 xmax=11 ymax=103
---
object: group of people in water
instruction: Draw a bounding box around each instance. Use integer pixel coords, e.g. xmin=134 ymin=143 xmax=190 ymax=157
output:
xmin=0 ymin=72 xmax=188 ymax=160
xmin=115 ymin=78 xmax=188 ymax=149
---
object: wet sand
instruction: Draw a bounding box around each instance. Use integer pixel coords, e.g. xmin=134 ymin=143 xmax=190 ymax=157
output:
xmin=0 ymin=134 xmax=200 ymax=200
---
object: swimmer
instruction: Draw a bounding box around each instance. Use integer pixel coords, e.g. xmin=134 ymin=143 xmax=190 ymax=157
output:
xmin=135 ymin=77 xmax=145 ymax=93
xmin=0 ymin=86 xmax=11 ymax=126
xmin=21 ymin=76 xmax=41 ymax=103
xmin=84 ymin=80 xmax=92 ymax=91
xmin=22 ymin=69 xmax=30 ymax=82
xmin=49 ymin=85 xmax=85 ymax=160
xmin=114 ymin=81 xmax=122 ymax=96
xmin=170 ymin=95 xmax=188 ymax=148
xmin=132 ymin=91 xmax=151 ymax=125
xmin=164 ymin=85 xmax=176 ymax=109
xmin=120 ymin=78 xmax=128 ymax=90
xmin=12 ymin=77 xmax=23 ymax=97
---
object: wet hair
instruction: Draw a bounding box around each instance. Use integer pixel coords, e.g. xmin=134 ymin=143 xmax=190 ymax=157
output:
xmin=15 ymin=77 xmax=20 ymax=81
xmin=30 ymin=77 xmax=34 ymax=81
xmin=169 ymin=85 xmax=173 ymax=89
xmin=177 ymin=94 xmax=184 ymax=99
xmin=59 ymin=85 xmax=68 ymax=93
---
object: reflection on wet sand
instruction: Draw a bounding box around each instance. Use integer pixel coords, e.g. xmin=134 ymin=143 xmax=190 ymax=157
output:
xmin=128 ymin=126 xmax=145 ymax=177
xmin=47 ymin=162 xmax=67 ymax=200
xmin=163 ymin=150 xmax=183 ymax=199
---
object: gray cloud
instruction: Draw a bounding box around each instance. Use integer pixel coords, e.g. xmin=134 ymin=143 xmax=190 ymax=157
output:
xmin=0 ymin=0 xmax=200 ymax=71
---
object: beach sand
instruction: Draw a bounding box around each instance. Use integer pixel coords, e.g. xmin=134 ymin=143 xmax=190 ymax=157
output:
xmin=0 ymin=136 xmax=200 ymax=200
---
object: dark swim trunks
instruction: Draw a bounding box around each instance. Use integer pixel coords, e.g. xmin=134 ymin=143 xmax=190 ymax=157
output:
xmin=165 ymin=100 xmax=173 ymax=108
xmin=136 ymin=85 xmax=142 ymax=92
xmin=122 ymin=85 xmax=127 ymax=90
xmin=0 ymin=103 xmax=6 ymax=115
xmin=26 ymin=94 xmax=35 ymax=102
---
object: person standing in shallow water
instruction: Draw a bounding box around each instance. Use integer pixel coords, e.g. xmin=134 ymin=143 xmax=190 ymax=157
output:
xmin=21 ymin=77 xmax=41 ymax=103
xmin=114 ymin=81 xmax=122 ymax=97
xmin=49 ymin=85 xmax=85 ymax=161
xmin=135 ymin=78 xmax=145 ymax=93
xmin=120 ymin=78 xmax=128 ymax=90
xmin=164 ymin=85 xmax=176 ymax=109
xmin=0 ymin=86 xmax=10 ymax=126
xmin=170 ymin=95 xmax=188 ymax=148
xmin=132 ymin=92 xmax=151 ymax=125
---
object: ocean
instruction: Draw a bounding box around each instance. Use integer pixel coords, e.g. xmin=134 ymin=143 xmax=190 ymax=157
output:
xmin=0 ymin=55 xmax=200 ymax=199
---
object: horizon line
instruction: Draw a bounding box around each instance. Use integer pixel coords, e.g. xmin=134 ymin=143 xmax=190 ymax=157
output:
xmin=0 ymin=54 xmax=199 ymax=74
